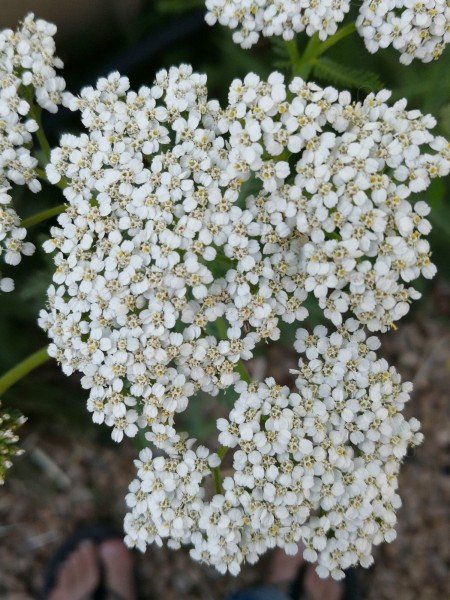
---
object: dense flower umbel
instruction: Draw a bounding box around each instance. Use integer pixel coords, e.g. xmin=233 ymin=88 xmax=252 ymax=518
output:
xmin=123 ymin=324 xmax=423 ymax=578
xmin=0 ymin=6 xmax=443 ymax=582
xmin=357 ymin=0 xmax=450 ymax=65
xmin=205 ymin=0 xmax=351 ymax=48
xmin=39 ymin=66 xmax=309 ymax=443
xmin=205 ymin=0 xmax=450 ymax=62
xmin=220 ymin=73 xmax=448 ymax=331
xmin=0 ymin=14 xmax=65 ymax=291
xmin=40 ymin=68 xmax=449 ymax=443
xmin=38 ymin=67 xmax=442 ymax=578
xmin=0 ymin=401 xmax=26 ymax=484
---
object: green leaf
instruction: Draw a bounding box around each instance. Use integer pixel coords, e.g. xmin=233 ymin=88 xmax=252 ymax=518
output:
xmin=439 ymin=103 xmax=450 ymax=138
xmin=427 ymin=179 xmax=450 ymax=238
xmin=271 ymin=37 xmax=290 ymax=57
xmin=312 ymin=57 xmax=383 ymax=92
xmin=270 ymin=38 xmax=292 ymax=70
xmin=314 ymin=23 xmax=356 ymax=59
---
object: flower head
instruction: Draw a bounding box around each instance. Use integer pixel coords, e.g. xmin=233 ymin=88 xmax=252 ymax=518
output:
xmin=205 ymin=0 xmax=450 ymax=64
xmin=0 ymin=14 xmax=65 ymax=291
xmin=205 ymin=0 xmax=351 ymax=48
xmin=40 ymin=67 xmax=313 ymax=442
xmin=124 ymin=322 xmax=422 ymax=578
xmin=220 ymin=73 xmax=449 ymax=331
xmin=0 ymin=401 xmax=26 ymax=485
xmin=357 ymin=0 xmax=450 ymax=64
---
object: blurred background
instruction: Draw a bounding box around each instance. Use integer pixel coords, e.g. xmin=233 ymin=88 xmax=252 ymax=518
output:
xmin=0 ymin=1 xmax=449 ymax=598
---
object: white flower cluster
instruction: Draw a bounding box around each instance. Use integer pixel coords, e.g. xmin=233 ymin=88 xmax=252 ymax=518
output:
xmin=124 ymin=324 xmax=423 ymax=578
xmin=205 ymin=0 xmax=351 ymax=47
xmin=39 ymin=66 xmax=446 ymax=578
xmin=357 ymin=0 xmax=450 ymax=65
xmin=0 ymin=401 xmax=26 ymax=485
xmin=205 ymin=0 xmax=450 ymax=63
xmin=39 ymin=65 xmax=309 ymax=444
xmin=220 ymin=73 xmax=448 ymax=331
xmin=0 ymin=14 xmax=65 ymax=291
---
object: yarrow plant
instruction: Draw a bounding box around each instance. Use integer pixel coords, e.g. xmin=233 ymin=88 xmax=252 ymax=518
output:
xmin=357 ymin=0 xmax=450 ymax=64
xmin=205 ymin=0 xmax=352 ymax=47
xmin=0 ymin=14 xmax=65 ymax=291
xmin=205 ymin=0 xmax=450 ymax=63
xmin=0 ymin=7 xmax=448 ymax=583
xmin=0 ymin=400 xmax=26 ymax=484
xmin=123 ymin=323 xmax=423 ymax=578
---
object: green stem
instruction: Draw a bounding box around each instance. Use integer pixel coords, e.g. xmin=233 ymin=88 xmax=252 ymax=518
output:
xmin=295 ymin=34 xmax=321 ymax=79
xmin=209 ymin=317 xmax=253 ymax=489
xmin=288 ymin=22 xmax=357 ymax=79
xmin=211 ymin=446 xmax=232 ymax=493
xmin=22 ymin=203 xmax=66 ymax=228
xmin=285 ymin=39 xmax=302 ymax=77
xmin=0 ymin=347 xmax=50 ymax=397
xmin=211 ymin=465 xmax=223 ymax=494
xmin=215 ymin=316 xmax=251 ymax=383
xmin=29 ymin=105 xmax=51 ymax=161
xmin=132 ymin=429 xmax=149 ymax=452
xmin=35 ymin=167 xmax=68 ymax=191
xmin=314 ymin=22 xmax=356 ymax=59
xmin=218 ymin=446 xmax=228 ymax=460
xmin=236 ymin=360 xmax=251 ymax=384
xmin=215 ymin=314 xmax=229 ymax=339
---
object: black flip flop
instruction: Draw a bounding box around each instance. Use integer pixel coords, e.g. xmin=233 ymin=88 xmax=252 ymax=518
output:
xmin=289 ymin=563 xmax=359 ymax=600
xmin=42 ymin=524 xmax=132 ymax=600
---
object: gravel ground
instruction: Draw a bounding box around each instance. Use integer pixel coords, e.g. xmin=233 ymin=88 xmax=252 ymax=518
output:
xmin=363 ymin=317 xmax=450 ymax=600
xmin=1 ymin=303 xmax=449 ymax=599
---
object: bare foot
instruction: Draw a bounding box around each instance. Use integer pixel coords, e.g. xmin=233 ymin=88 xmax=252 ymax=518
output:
xmin=49 ymin=540 xmax=100 ymax=600
xmin=266 ymin=545 xmax=343 ymax=600
xmin=99 ymin=539 xmax=136 ymax=600
xmin=266 ymin=547 xmax=305 ymax=588
xmin=303 ymin=566 xmax=343 ymax=600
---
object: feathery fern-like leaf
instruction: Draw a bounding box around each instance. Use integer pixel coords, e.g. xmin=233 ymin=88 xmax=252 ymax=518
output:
xmin=313 ymin=57 xmax=383 ymax=92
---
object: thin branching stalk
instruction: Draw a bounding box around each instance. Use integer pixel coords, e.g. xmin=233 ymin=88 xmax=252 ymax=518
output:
xmin=0 ymin=347 xmax=50 ymax=397
xmin=22 ymin=204 xmax=66 ymax=228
